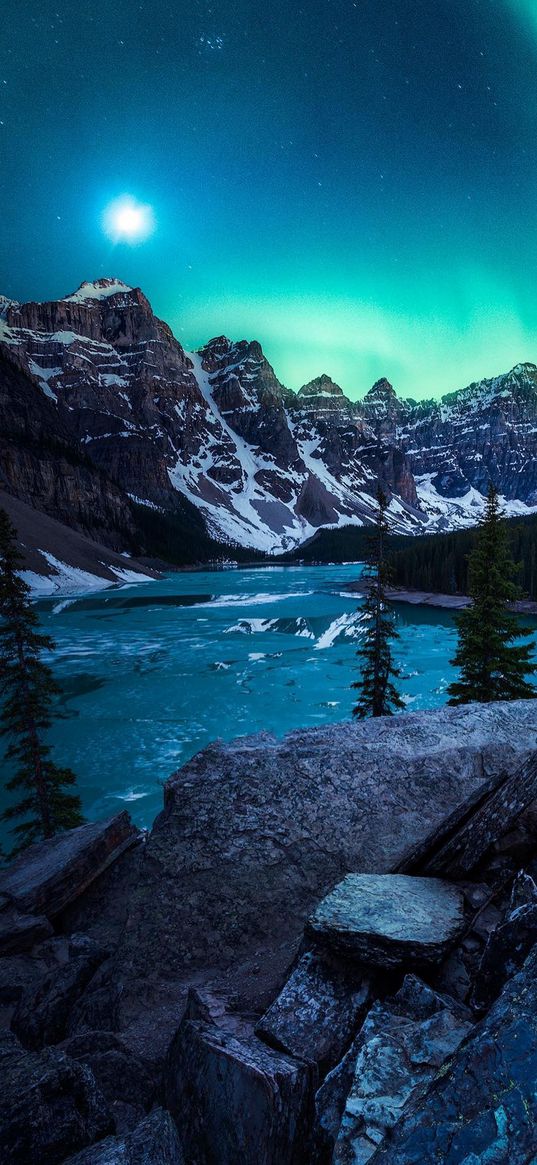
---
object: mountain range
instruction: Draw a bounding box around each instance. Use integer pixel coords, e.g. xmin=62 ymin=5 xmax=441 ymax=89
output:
xmin=2 ymin=277 xmax=537 ymax=583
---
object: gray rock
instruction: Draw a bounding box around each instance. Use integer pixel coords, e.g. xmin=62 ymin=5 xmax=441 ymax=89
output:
xmin=315 ymin=1039 xmax=363 ymax=1163
xmin=63 ymin=1108 xmax=184 ymax=1165
xmin=165 ymin=1017 xmax=315 ymax=1164
xmin=115 ymin=702 xmax=537 ymax=1027
xmin=61 ymin=1031 xmax=156 ymax=1134
xmin=369 ymin=943 xmax=537 ymax=1164
xmin=334 ymin=976 xmax=473 ymax=1164
xmin=0 ymin=812 xmax=139 ymax=918
xmin=472 ymin=899 xmax=537 ymax=1012
xmin=414 ymin=751 xmax=537 ymax=878
xmin=0 ymin=1029 xmax=113 ymax=1164
xmin=62 ymin=957 xmax=120 ymax=1035
xmin=0 ymin=934 xmax=69 ymax=1004
xmin=12 ymin=946 xmax=108 ymax=1049
xmin=509 ymin=869 xmax=537 ymax=912
xmin=256 ymin=950 xmax=371 ymax=1073
xmin=306 ymin=874 xmax=465 ymax=969
xmin=0 ymin=907 xmax=53 ymax=955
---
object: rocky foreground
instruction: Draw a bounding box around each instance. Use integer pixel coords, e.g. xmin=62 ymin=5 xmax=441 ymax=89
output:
xmin=2 ymin=701 xmax=537 ymax=1162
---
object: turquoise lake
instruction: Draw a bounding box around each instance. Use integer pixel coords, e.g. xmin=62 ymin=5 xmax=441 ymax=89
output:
xmin=2 ymin=563 xmax=537 ymax=836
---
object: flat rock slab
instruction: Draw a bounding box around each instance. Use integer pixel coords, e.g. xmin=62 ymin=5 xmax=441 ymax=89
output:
xmin=0 ymin=812 xmax=139 ymax=918
xmin=333 ymin=976 xmax=473 ymax=1164
xmin=306 ymin=874 xmax=465 ymax=969
xmin=165 ymin=1018 xmax=315 ymax=1165
xmin=256 ymin=951 xmax=371 ymax=1074
xmin=115 ymin=701 xmax=537 ymax=1015
xmin=370 ymin=944 xmax=537 ymax=1164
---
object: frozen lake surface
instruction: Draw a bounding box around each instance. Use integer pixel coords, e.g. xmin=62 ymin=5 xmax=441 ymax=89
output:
xmin=2 ymin=563 xmax=536 ymax=835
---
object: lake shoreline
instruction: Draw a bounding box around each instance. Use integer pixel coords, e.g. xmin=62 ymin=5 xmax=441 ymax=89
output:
xmin=346 ymin=580 xmax=537 ymax=616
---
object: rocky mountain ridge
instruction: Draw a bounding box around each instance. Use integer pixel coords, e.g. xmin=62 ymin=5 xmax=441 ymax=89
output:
xmin=2 ymin=278 xmax=537 ymax=555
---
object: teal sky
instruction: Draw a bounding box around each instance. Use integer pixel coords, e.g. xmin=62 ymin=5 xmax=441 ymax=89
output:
xmin=2 ymin=1 xmax=537 ymax=400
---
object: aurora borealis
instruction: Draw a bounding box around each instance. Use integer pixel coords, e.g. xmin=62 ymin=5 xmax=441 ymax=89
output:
xmin=2 ymin=1 xmax=537 ymax=400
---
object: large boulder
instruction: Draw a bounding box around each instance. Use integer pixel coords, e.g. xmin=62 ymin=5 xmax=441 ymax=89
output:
xmin=0 ymin=813 xmax=139 ymax=918
xmin=369 ymin=944 xmax=537 ymax=1163
xmin=63 ymin=1108 xmax=184 ymax=1165
xmin=0 ymin=1029 xmax=113 ymax=1165
xmin=255 ymin=950 xmax=371 ymax=1073
xmin=306 ymin=874 xmax=465 ymax=969
xmin=114 ymin=701 xmax=537 ymax=1021
xmin=0 ymin=905 xmax=52 ymax=955
xmin=12 ymin=941 xmax=108 ymax=1049
xmin=408 ymin=751 xmax=537 ymax=877
xmin=333 ymin=976 xmax=473 ymax=1164
xmin=165 ymin=1017 xmax=315 ymax=1165
xmin=471 ymin=874 xmax=537 ymax=1011
xmin=61 ymin=1032 xmax=156 ymax=1134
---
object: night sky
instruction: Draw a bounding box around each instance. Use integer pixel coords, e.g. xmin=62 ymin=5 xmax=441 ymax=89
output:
xmin=2 ymin=1 xmax=537 ymax=399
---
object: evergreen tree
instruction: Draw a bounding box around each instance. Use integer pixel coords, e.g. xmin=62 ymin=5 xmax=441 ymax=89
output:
xmin=0 ymin=508 xmax=83 ymax=854
xmin=448 ymin=483 xmax=537 ymax=704
xmin=352 ymin=487 xmax=404 ymax=717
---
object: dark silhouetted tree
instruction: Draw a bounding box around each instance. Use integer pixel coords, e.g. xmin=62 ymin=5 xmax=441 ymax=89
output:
xmin=352 ymin=487 xmax=404 ymax=717
xmin=0 ymin=508 xmax=83 ymax=854
xmin=448 ymin=483 xmax=537 ymax=704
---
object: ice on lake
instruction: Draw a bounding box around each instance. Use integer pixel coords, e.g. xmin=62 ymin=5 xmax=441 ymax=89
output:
xmin=2 ymin=563 xmax=535 ymax=837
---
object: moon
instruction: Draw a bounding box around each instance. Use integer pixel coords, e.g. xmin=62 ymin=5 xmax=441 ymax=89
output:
xmin=103 ymin=196 xmax=155 ymax=243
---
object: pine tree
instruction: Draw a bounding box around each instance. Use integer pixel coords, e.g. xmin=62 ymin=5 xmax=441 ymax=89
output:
xmin=0 ymin=508 xmax=83 ymax=854
xmin=448 ymin=483 xmax=537 ymax=704
xmin=352 ymin=487 xmax=404 ymax=717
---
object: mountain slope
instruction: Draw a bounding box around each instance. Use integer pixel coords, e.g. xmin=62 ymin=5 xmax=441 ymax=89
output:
xmin=2 ymin=278 xmax=537 ymax=556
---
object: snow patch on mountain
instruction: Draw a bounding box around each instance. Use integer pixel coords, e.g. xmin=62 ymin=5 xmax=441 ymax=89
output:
xmin=63 ymin=278 xmax=134 ymax=303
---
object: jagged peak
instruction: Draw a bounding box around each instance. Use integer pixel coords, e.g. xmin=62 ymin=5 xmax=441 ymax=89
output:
xmin=0 ymin=294 xmax=18 ymax=319
xmin=364 ymin=377 xmax=398 ymax=401
xmin=298 ymin=373 xmax=346 ymax=398
xmin=62 ymin=278 xmax=135 ymax=304
xmin=199 ymin=336 xmax=267 ymax=371
xmin=509 ymin=361 xmax=537 ymax=377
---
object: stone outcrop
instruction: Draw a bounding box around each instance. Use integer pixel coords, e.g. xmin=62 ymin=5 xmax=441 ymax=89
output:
xmin=255 ymin=951 xmax=371 ymax=1074
xmin=305 ymin=874 xmax=465 ymax=968
xmin=0 ymin=905 xmax=52 ymax=955
xmin=332 ymin=976 xmax=472 ymax=1164
xmin=0 ymin=1029 xmax=113 ymax=1164
xmin=114 ymin=701 xmax=537 ymax=1019
xmin=63 ymin=1108 xmax=184 ymax=1165
xmin=406 ymin=751 xmax=537 ymax=877
xmin=61 ymin=1032 xmax=156 ymax=1135
xmin=11 ymin=938 xmax=108 ymax=1049
xmin=471 ymin=873 xmax=537 ymax=1012
xmin=369 ymin=943 xmax=537 ymax=1163
xmin=165 ymin=1018 xmax=315 ymax=1165
xmin=0 ymin=812 xmax=139 ymax=918
xmin=2 ymin=704 xmax=537 ymax=1163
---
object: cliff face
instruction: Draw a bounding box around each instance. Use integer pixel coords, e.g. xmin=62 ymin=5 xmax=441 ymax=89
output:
xmin=0 ymin=351 xmax=137 ymax=550
xmin=2 ymin=279 xmax=537 ymax=553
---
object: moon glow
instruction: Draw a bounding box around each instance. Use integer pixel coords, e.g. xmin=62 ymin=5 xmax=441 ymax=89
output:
xmin=103 ymin=196 xmax=155 ymax=243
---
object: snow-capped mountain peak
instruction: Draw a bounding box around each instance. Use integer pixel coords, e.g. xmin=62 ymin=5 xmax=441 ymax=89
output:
xmin=2 ymin=279 xmax=537 ymax=553
xmin=63 ymin=278 xmax=135 ymax=303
